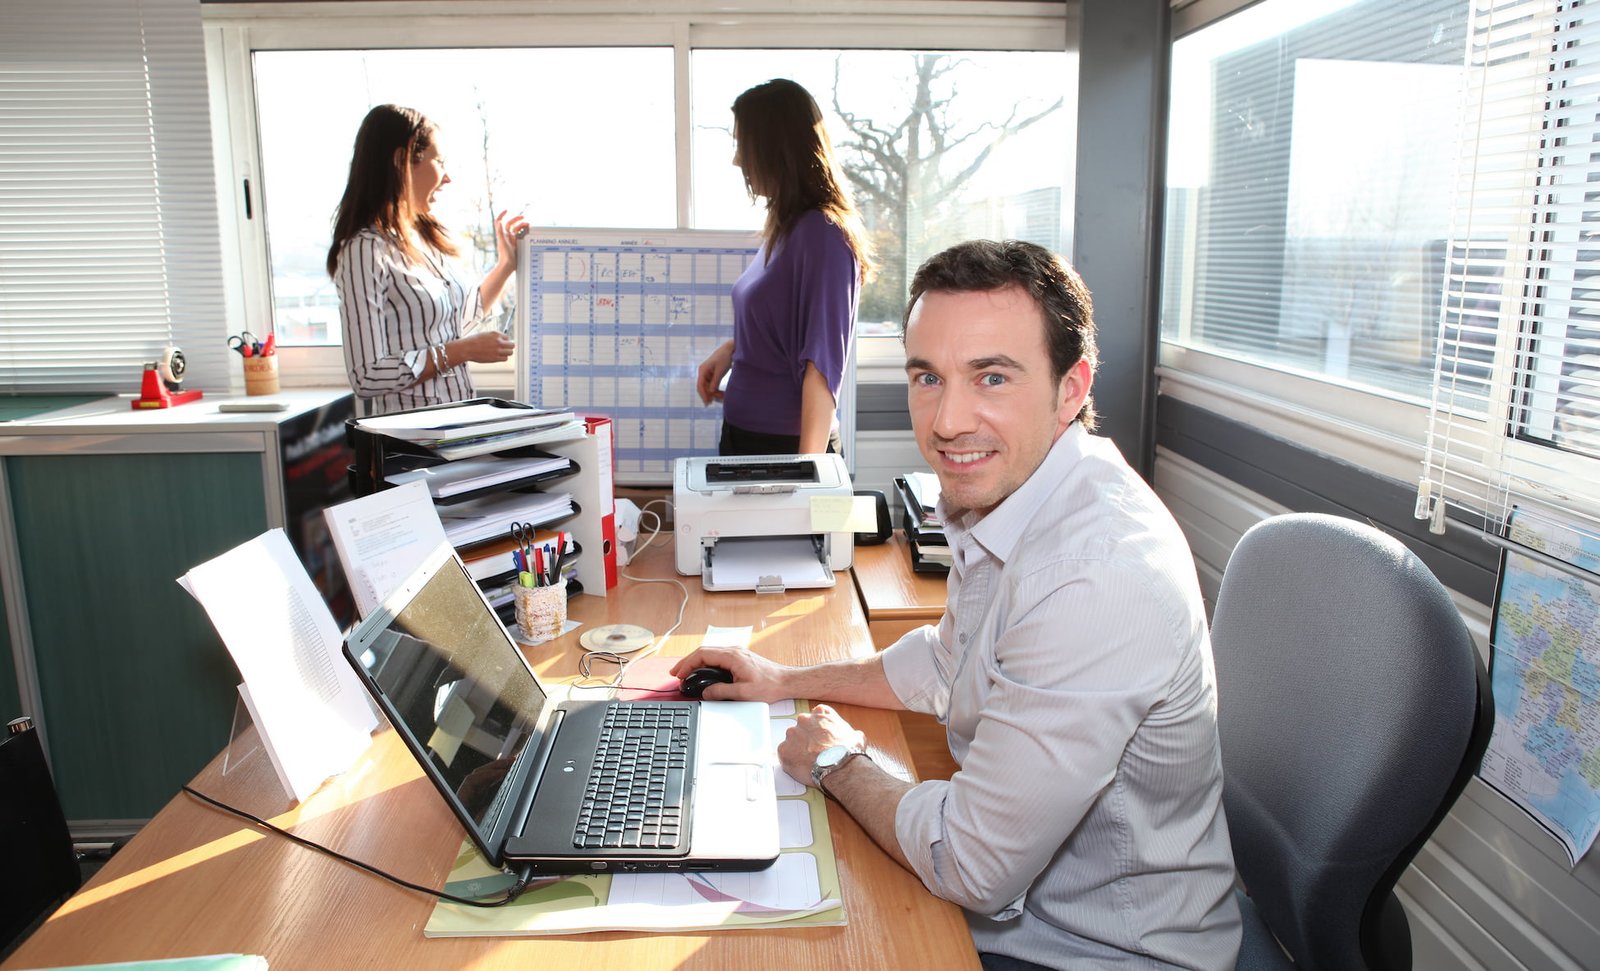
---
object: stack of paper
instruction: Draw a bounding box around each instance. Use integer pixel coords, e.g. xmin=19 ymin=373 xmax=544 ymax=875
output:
xmin=354 ymin=403 xmax=586 ymax=459
xmin=436 ymin=490 xmax=575 ymax=547
xmin=387 ymin=452 xmax=572 ymax=500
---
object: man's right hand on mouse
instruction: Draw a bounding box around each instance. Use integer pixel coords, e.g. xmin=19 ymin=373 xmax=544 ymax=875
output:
xmin=669 ymin=646 xmax=790 ymax=702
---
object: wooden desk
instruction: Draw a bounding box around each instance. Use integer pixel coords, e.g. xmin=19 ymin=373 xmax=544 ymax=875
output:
xmin=2 ymin=544 xmax=977 ymax=971
xmin=850 ymin=532 xmax=948 ymax=649
xmin=849 ymin=535 xmax=959 ymax=784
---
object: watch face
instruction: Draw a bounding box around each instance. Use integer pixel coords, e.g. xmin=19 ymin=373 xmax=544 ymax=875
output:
xmin=815 ymin=744 xmax=849 ymax=769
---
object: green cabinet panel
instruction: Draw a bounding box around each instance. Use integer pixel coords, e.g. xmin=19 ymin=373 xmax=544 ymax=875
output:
xmin=7 ymin=452 xmax=269 ymax=820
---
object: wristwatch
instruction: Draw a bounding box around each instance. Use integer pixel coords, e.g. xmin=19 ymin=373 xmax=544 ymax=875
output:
xmin=811 ymin=743 xmax=870 ymax=791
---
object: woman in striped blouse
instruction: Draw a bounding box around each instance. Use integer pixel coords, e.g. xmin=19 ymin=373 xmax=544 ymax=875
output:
xmin=327 ymin=104 xmax=525 ymax=417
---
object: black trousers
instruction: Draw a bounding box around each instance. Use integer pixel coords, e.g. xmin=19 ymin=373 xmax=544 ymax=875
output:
xmin=718 ymin=419 xmax=841 ymax=458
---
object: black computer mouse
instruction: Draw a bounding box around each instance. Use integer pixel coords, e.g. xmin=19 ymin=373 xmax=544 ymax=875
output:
xmin=680 ymin=666 xmax=735 ymax=698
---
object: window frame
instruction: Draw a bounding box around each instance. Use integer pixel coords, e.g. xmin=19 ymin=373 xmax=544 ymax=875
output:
xmin=202 ymin=1 xmax=1076 ymax=391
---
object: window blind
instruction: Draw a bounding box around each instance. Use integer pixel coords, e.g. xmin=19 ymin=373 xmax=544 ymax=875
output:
xmin=0 ymin=0 xmax=227 ymax=393
xmin=1419 ymin=0 xmax=1600 ymax=556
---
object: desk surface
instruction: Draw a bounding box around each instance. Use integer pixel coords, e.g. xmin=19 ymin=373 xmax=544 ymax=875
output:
xmin=3 ymin=545 xmax=977 ymax=971
xmin=850 ymin=532 xmax=948 ymax=624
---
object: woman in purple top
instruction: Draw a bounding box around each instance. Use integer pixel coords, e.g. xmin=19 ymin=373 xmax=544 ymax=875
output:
xmin=696 ymin=79 xmax=872 ymax=456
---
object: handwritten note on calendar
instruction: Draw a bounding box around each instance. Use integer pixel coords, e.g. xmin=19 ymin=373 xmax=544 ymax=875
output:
xmin=514 ymin=229 xmax=761 ymax=485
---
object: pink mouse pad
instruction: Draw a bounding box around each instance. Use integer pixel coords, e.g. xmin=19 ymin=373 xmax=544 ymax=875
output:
xmin=614 ymin=655 xmax=691 ymax=701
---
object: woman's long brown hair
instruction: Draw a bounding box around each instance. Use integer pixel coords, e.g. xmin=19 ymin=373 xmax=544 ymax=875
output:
xmin=326 ymin=104 xmax=458 ymax=276
xmin=732 ymin=79 xmax=872 ymax=279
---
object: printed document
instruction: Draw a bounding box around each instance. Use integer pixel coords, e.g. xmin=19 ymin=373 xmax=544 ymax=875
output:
xmin=322 ymin=480 xmax=450 ymax=618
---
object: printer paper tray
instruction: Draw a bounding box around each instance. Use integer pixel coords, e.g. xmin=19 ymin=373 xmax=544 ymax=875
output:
xmin=705 ymin=536 xmax=834 ymax=592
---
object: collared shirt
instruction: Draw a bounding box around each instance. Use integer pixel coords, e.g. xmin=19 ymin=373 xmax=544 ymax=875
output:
xmin=334 ymin=227 xmax=488 ymax=417
xmin=882 ymin=423 xmax=1241 ymax=970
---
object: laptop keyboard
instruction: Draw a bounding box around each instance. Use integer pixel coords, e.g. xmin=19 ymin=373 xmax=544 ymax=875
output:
xmin=573 ymin=703 xmax=693 ymax=850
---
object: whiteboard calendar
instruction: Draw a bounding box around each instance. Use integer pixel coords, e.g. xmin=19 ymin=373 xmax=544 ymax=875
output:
xmin=514 ymin=229 xmax=761 ymax=484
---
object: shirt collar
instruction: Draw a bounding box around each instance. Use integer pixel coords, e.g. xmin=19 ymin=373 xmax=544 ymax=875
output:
xmin=942 ymin=422 xmax=1090 ymax=565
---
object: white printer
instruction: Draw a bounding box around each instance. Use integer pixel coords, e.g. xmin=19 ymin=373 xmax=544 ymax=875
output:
xmin=674 ymin=453 xmax=854 ymax=592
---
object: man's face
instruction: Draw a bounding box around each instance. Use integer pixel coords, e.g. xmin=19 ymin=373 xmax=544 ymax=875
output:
xmin=903 ymin=285 xmax=1091 ymax=517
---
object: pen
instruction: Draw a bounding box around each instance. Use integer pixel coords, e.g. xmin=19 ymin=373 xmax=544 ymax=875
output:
xmin=533 ymin=547 xmax=545 ymax=587
xmin=549 ymin=533 xmax=566 ymax=582
xmin=261 ymin=332 xmax=275 ymax=357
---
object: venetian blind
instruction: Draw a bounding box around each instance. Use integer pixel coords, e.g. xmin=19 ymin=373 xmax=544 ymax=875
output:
xmin=0 ymin=0 xmax=227 ymax=393
xmin=1418 ymin=0 xmax=1600 ymax=554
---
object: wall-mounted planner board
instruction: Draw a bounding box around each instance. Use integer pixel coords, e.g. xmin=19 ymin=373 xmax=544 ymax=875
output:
xmin=515 ymin=229 xmax=761 ymax=485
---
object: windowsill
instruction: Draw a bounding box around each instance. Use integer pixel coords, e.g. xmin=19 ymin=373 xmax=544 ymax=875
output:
xmin=1157 ymin=342 xmax=1430 ymax=486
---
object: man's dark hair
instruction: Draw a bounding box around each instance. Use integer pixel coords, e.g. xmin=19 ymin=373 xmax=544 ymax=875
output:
xmin=904 ymin=239 xmax=1098 ymax=431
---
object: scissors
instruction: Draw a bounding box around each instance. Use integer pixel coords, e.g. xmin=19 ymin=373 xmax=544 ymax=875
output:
xmin=510 ymin=521 xmax=540 ymax=584
xmin=228 ymin=332 xmax=260 ymax=358
xmin=510 ymin=521 xmax=538 ymax=561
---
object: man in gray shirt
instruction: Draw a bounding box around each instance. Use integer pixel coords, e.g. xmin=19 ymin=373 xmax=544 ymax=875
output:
xmin=672 ymin=240 xmax=1241 ymax=969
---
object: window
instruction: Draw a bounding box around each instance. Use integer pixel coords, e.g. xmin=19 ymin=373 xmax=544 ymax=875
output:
xmin=208 ymin=3 xmax=1075 ymax=390
xmin=1161 ymin=0 xmax=1600 ymax=545
xmin=690 ymin=49 xmax=1074 ymax=339
xmin=253 ymin=48 xmax=676 ymax=346
xmin=1162 ymin=0 xmax=1470 ymax=402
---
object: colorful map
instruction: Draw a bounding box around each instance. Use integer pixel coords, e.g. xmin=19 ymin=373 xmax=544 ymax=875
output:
xmin=1478 ymin=509 xmax=1600 ymax=865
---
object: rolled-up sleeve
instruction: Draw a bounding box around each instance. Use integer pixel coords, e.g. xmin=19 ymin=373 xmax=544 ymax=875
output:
xmin=336 ymin=234 xmax=424 ymax=397
xmin=891 ymin=560 xmax=1178 ymax=919
xmin=880 ymin=621 xmax=948 ymax=715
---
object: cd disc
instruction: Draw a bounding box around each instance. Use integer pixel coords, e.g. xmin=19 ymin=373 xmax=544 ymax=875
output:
xmin=579 ymin=623 xmax=656 ymax=654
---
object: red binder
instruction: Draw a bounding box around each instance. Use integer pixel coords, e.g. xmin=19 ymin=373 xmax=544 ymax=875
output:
xmin=584 ymin=414 xmax=619 ymax=590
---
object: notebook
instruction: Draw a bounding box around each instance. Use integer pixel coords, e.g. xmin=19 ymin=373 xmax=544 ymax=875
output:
xmin=342 ymin=543 xmax=780 ymax=874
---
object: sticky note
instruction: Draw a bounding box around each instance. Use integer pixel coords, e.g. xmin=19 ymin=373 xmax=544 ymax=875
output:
xmin=810 ymin=494 xmax=878 ymax=533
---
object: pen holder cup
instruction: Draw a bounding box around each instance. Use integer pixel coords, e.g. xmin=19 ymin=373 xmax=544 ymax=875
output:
xmin=242 ymin=355 xmax=280 ymax=396
xmin=513 ymin=582 xmax=567 ymax=644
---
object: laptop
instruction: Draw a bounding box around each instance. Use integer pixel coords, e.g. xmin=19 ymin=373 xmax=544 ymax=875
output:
xmin=342 ymin=543 xmax=780 ymax=875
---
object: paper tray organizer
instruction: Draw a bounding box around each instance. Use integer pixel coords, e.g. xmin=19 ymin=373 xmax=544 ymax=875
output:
xmin=892 ymin=475 xmax=951 ymax=575
xmin=345 ymin=397 xmax=614 ymax=600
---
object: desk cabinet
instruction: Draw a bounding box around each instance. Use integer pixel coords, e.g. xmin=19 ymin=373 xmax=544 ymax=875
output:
xmin=0 ymin=391 xmax=353 ymax=828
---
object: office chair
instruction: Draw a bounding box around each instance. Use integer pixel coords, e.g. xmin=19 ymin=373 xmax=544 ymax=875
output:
xmin=0 ymin=716 xmax=81 ymax=958
xmin=1211 ymin=514 xmax=1493 ymax=971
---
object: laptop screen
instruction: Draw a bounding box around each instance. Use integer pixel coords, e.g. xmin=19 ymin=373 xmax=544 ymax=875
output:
xmin=347 ymin=555 xmax=551 ymax=827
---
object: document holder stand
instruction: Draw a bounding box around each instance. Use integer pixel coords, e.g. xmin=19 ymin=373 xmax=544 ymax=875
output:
xmin=220 ymin=693 xmax=290 ymax=805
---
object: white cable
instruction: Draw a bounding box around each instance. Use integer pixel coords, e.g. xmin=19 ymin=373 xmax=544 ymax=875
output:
xmin=575 ymin=497 xmax=686 ymax=689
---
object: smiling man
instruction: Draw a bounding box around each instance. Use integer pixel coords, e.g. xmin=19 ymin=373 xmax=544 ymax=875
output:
xmin=671 ymin=240 xmax=1240 ymax=970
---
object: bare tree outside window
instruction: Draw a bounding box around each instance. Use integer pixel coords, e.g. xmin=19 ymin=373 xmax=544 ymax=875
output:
xmin=691 ymin=49 xmax=1074 ymax=338
xmin=831 ymin=54 xmax=1063 ymax=325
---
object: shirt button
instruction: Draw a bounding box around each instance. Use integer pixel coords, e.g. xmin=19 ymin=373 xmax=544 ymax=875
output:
xmin=958 ymin=632 xmax=968 ymax=645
